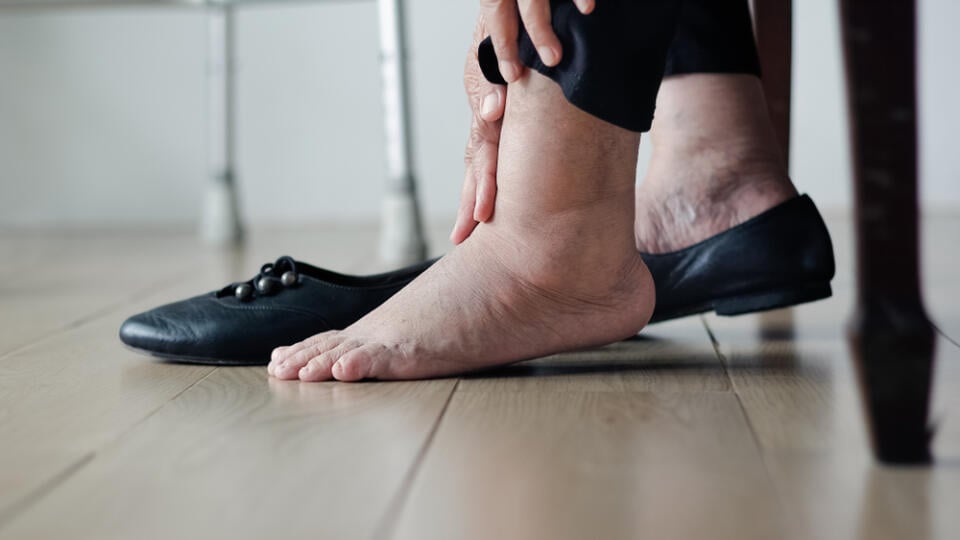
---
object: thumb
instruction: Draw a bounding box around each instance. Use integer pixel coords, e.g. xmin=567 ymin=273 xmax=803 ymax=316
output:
xmin=479 ymin=85 xmax=507 ymax=123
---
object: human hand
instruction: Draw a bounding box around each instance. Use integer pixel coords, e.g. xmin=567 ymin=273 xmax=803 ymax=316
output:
xmin=452 ymin=2 xmax=597 ymax=243
xmin=481 ymin=0 xmax=595 ymax=83
xmin=452 ymin=15 xmax=508 ymax=244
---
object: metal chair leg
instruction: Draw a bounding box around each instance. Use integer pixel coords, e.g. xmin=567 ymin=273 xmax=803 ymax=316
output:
xmin=201 ymin=4 xmax=244 ymax=246
xmin=376 ymin=0 xmax=428 ymax=266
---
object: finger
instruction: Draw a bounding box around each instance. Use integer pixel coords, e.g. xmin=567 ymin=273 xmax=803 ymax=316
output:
xmin=473 ymin=142 xmax=499 ymax=223
xmin=479 ymin=85 xmax=507 ymax=123
xmin=451 ymin=170 xmax=480 ymax=243
xmin=452 ymin=137 xmax=481 ymax=243
xmin=573 ymin=0 xmax=595 ymax=15
xmin=468 ymin=98 xmax=503 ymax=225
xmin=451 ymin=189 xmax=480 ymax=244
xmin=451 ymin=214 xmax=479 ymax=244
xmin=481 ymin=0 xmax=523 ymax=82
xmin=517 ymin=0 xmax=561 ymax=66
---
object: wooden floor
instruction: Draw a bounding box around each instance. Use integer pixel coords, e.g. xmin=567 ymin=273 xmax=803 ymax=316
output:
xmin=1 ymin=215 xmax=958 ymax=540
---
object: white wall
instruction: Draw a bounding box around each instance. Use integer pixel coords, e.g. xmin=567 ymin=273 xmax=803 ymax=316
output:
xmin=0 ymin=0 xmax=957 ymax=228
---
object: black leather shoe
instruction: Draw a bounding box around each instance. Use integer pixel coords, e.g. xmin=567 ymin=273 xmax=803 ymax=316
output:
xmin=120 ymin=194 xmax=834 ymax=365
xmin=119 ymin=256 xmax=436 ymax=365
xmin=642 ymin=194 xmax=834 ymax=323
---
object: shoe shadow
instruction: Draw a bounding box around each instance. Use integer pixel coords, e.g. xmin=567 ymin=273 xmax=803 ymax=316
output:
xmin=462 ymin=335 xmax=723 ymax=380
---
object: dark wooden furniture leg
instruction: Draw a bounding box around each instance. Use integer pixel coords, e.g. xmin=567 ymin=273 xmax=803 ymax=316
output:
xmin=839 ymin=0 xmax=936 ymax=464
xmin=750 ymin=0 xmax=796 ymax=340
xmin=750 ymin=0 xmax=793 ymax=162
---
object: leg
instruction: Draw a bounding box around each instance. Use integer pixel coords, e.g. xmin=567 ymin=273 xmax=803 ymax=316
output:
xmin=634 ymin=0 xmax=797 ymax=253
xmin=270 ymin=0 xmax=681 ymax=381
xmin=636 ymin=74 xmax=797 ymax=253
xmin=271 ymin=70 xmax=654 ymax=381
xmin=840 ymin=0 xmax=935 ymax=463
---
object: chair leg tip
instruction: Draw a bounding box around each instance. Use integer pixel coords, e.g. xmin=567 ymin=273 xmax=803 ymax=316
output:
xmin=873 ymin=427 xmax=935 ymax=465
xmin=876 ymin=449 xmax=932 ymax=466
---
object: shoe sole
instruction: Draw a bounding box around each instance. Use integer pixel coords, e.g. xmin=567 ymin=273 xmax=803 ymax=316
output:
xmin=122 ymin=344 xmax=268 ymax=367
xmin=650 ymin=281 xmax=833 ymax=323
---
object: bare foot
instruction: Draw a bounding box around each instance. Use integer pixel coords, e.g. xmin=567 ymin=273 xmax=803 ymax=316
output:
xmin=634 ymin=74 xmax=798 ymax=254
xmin=270 ymin=226 xmax=652 ymax=381
xmin=269 ymin=71 xmax=654 ymax=382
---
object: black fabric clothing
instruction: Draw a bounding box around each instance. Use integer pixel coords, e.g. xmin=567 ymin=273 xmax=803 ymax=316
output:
xmin=478 ymin=0 xmax=762 ymax=133
xmin=479 ymin=0 xmax=682 ymax=132
xmin=664 ymin=0 xmax=762 ymax=77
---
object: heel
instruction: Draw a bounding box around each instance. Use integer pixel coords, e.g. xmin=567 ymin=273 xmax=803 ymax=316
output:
xmin=713 ymin=282 xmax=832 ymax=316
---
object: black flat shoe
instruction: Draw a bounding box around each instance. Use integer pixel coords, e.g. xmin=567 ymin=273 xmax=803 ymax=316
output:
xmin=119 ymin=256 xmax=436 ymax=365
xmin=120 ymin=194 xmax=834 ymax=365
xmin=642 ymin=194 xmax=835 ymax=323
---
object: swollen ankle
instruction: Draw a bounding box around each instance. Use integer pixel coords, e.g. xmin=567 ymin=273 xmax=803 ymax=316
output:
xmin=635 ymin=157 xmax=797 ymax=253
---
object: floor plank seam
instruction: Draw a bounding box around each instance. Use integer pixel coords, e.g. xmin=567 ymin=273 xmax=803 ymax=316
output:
xmin=0 ymin=365 xmax=221 ymax=527
xmin=0 ymin=452 xmax=96 ymax=532
xmin=701 ymin=317 xmax=769 ymax=455
xmin=373 ymin=379 xmax=461 ymax=540
xmin=701 ymin=316 xmax=801 ymax=535
xmin=0 ymin=269 xmax=192 ymax=362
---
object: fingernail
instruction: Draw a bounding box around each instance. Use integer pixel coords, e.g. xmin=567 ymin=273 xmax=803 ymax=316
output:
xmin=481 ymin=92 xmax=499 ymax=118
xmin=538 ymin=46 xmax=558 ymax=66
xmin=299 ymin=365 xmax=311 ymax=378
xmin=499 ymin=60 xmax=517 ymax=82
xmin=575 ymin=0 xmax=594 ymax=14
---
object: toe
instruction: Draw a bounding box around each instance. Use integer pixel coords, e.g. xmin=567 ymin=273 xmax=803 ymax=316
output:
xmin=268 ymin=345 xmax=293 ymax=377
xmin=270 ymin=332 xmax=344 ymax=380
xmin=296 ymin=360 xmax=332 ymax=382
xmin=272 ymin=331 xmax=339 ymax=364
xmin=297 ymin=343 xmax=354 ymax=382
xmin=270 ymin=346 xmax=289 ymax=363
xmin=331 ymin=346 xmax=378 ymax=382
xmin=272 ymin=360 xmax=305 ymax=380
